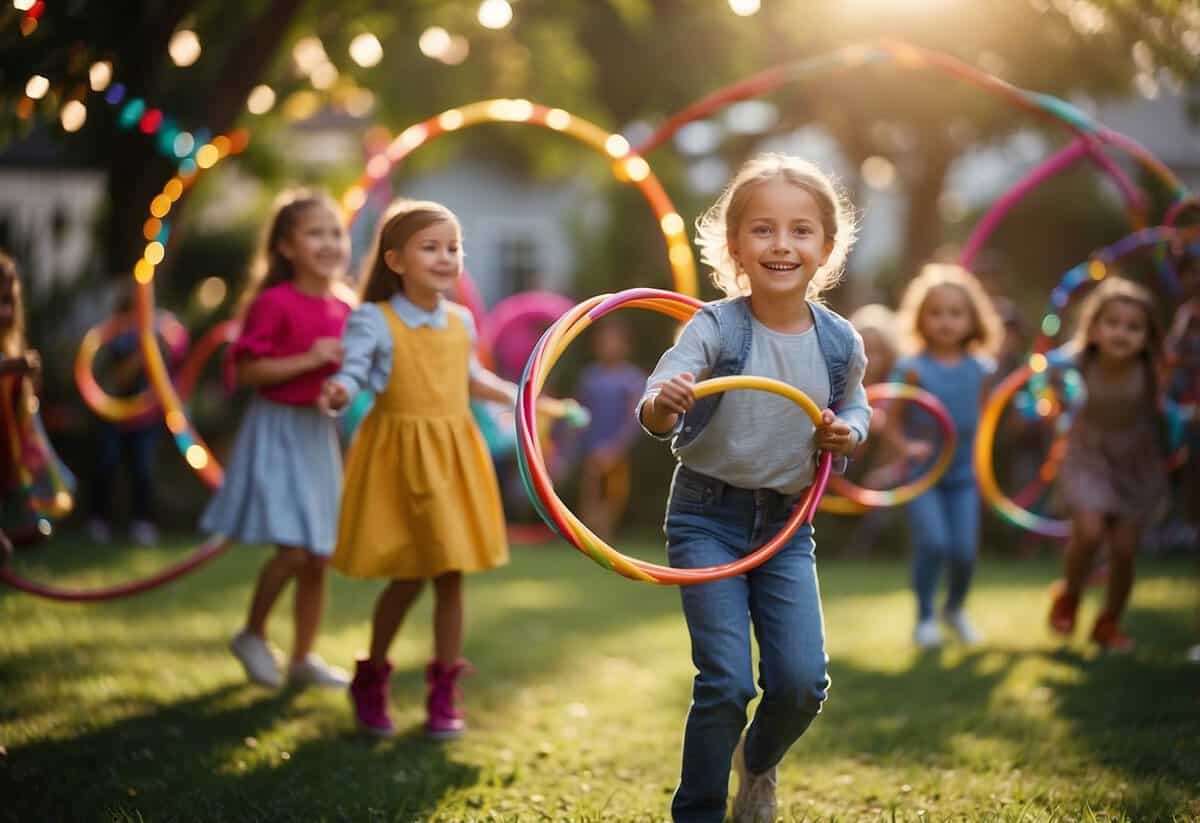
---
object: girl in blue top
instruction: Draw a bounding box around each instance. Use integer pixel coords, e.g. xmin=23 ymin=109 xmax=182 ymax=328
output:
xmin=639 ymin=153 xmax=870 ymax=823
xmin=890 ymin=263 xmax=1004 ymax=649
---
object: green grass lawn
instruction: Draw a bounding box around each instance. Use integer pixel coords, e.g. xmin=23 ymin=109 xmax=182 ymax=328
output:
xmin=1 ymin=533 xmax=1197 ymax=822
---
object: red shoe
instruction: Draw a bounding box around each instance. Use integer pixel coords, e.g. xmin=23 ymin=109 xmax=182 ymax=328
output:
xmin=1090 ymin=614 xmax=1135 ymax=653
xmin=1047 ymin=580 xmax=1079 ymax=636
xmin=348 ymin=658 xmax=395 ymax=737
xmin=425 ymin=659 xmax=472 ymax=740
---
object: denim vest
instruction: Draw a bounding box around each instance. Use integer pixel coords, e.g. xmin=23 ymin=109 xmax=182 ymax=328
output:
xmin=676 ymin=296 xmax=857 ymax=449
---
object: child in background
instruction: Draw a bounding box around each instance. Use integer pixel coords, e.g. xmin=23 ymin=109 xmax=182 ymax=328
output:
xmin=844 ymin=304 xmax=899 ymax=556
xmin=576 ymin=318 xmax=646 ymax=539
xmin=201 ymin=190 xmax=352 ymax=689
xmin=851 ymin=304 xmax=899 ymax=387
xmin=639 ymin=154 xmax=869 ymax=823
xmin=1165 ymin=247 xmax=1200 ymax=661
xmin=992 ymin=297 xmax=1052 ymax=556
xmin=321 ymin=200 xmax=576 ymax=739
xmin=0 ymin=251 xmax=62 ymax=547
xmin=891 ymin=264 xmax=1004 ymax=649
xmin=1165 ymin=247 xmax=1200 ymax=544
xmin=1048 ymin=277 xmax=1167 ymax=651
xmin=87 ymin=290 xmax=188 ymax=546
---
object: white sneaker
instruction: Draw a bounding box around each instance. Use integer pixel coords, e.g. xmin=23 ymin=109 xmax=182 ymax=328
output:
xmin=731 ymin=730 xmax=777 ymax=823
xmin=129 ymin=520 xmax=159 ymax=546
xmin=942 ymin=609 xmax=983 ymax=646
xmin=288 ymin=653 xmax=350 ymax=688
xmin=87 ymin=518 xmax=112 ymax=544
xmin=230 ymin=630 xmax=283 ymax=687
xmin=913 ymin=618 xmax=943 ymax=649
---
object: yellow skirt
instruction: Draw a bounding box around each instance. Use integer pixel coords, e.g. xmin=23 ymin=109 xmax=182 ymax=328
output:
xmin=332 ymin=409 xmax=509 ymax=579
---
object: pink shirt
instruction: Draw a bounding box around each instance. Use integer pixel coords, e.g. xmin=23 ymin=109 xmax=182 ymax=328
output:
xmin=231 ymin=282 xmax=351 ymax=406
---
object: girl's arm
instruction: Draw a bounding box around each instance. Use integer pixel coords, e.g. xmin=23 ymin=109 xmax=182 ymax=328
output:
xmin=637 ymin=313 xmax=717 ymax=438
xmin=1166 ymin=300 xmax=1199 ymax=359
xmin=469 ymin=369 xmax=517 ymax=406
xmin=0 ymin=351 xmax=38 ymax=378
xmin=880 ymin=359 xmax=933 ymax=459
xmin=320 ymin=305 xmax=383 ymax=412
xmin=832 ymin=334 xmax=872 ymax=446
xmin=227 ymin=291 xmax=342 ymax=389
xmin=237 ymin=338 xmax=342 ymax=387
xmin=815 ymin=336 xmax=872 ymax=461
xmin=469 ymin=368 xmax=578 ymax=418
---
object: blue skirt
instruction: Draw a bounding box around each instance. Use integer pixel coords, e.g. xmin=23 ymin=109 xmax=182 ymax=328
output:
xmin=200 ymin=396 xmax=342 ymax=555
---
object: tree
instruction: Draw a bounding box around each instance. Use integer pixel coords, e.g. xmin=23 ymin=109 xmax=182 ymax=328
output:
xmin=2 ymin=0 xmax=1196 ymax=284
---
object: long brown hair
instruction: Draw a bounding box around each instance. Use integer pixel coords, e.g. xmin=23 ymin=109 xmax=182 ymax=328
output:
xmin=237 ymin=188 xmax=343 ymax=314
xmin=0 ymin=251 xmax=27 ymax=359
xmin=358 ymin=199 xmax=461 ymax=304
xmin=1072 ymin=274 xmax=1163 ymax=396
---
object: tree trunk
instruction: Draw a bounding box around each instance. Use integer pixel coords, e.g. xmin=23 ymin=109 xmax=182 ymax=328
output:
xmin=899 ymin=131 xmax=954 ymax=280
xmin=102 ymin=0 xmax=303 ymax=280
xmin=102 ymin=1 xmax=198 ymax=279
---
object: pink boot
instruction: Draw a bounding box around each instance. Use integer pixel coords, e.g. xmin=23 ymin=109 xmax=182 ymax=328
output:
xmin=349 ymin=658 xmax=394 ymax=737
xmin=425 ymin=659 xmax=472 ymax=740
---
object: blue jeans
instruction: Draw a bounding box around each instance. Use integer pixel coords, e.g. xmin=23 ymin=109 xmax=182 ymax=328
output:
xmin=905 ymin=481 xmax=980 ymax=620
xmin=91 ymin=422 xmax=159 ymax=522
xmin=665 ymin=465 xmax=829 ymax=823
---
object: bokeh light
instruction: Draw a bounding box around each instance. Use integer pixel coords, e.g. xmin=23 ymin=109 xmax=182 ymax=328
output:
xmin=168 ymin=30 xmax=202 ymax=67
xmin=442 ymin=36 xmax=470 ymax=65
xmin=343 ymin=88 xmax=376 ymax=118
xmin=349 ymin=33 xmax=384 ymax=67
xmin=196 ymin=277 xmax=227 ymax=310
xmin=292 ymin=37 xmax=327 ymax=74
xmin=419 ymin=27 xmax=451 ymax=59
xmin=60 ymin=100 xmax=86 ymax=132
xmin=310 ymin=62 xmax=338 ymax=90
xmin=88 ymin=61 xmax=112 ymax=92
xmin=728 ymin=0 xmax=761 ymax=16
xmin=861 ymin=155 xmax=897 ymax=190
xmin=246 ymin=84 xmax=276 ymax=115
xmin=173 ymin=132 xmax=195 ymax=158
xmin=25 ymin=74 xmax=49 ymax=99
xmin=478 ymin=0 xmax=513 ymax=30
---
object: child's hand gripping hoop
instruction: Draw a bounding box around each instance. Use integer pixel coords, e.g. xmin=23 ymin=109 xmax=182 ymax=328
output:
xmin=515 ymin=287 xmax=832 ymax=585
xmin=819 ymin=382 xmax=957 ymax=515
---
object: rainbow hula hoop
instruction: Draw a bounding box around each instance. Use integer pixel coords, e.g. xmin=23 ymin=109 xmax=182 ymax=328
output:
xmin=74 ymin=311 xmax=188 ymax=422
xmin=975 ymin=225 xmax=1200 ymax=538
xmin=0 ymin=374 xmax=74 ymax=523
xmin=635 ymin=41 xmax=1186 ymax=207
xmin=820 ymin=382 xmax=956 ymax=515
xmin=975 ymin=362 xmax=1070 ymax=539
xmin=516 ymin=288 xmax=832 ymax=585
xmin=343 ymin=99 xmax=697 ymax=298
xmin=0 ymin=536 xmax=234 ymax=602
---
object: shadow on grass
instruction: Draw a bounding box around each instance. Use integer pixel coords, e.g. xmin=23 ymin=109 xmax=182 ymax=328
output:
xmin=3 ymin=539 xmax=1197 ymax=820
xmin=811 ymin=610 xmax=1199 ymax=817
xmin=0 ymin=683 xmax=481 ymax=822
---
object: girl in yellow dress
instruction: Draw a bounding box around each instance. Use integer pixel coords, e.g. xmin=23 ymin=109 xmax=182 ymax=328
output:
xmin=320 ymin=199 xmax=571 ymax=738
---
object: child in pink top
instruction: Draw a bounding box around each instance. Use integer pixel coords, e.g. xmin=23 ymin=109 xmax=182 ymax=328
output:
xmin=201 ymin=190 xmax=352 ymax=690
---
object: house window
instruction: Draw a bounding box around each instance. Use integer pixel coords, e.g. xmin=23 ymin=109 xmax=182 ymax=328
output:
xmin=498 ymin=234 xmax=539 ymax=294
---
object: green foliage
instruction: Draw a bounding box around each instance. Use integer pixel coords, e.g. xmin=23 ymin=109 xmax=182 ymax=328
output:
xmin=2 ymin=0 xmax=1197 ymax=280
